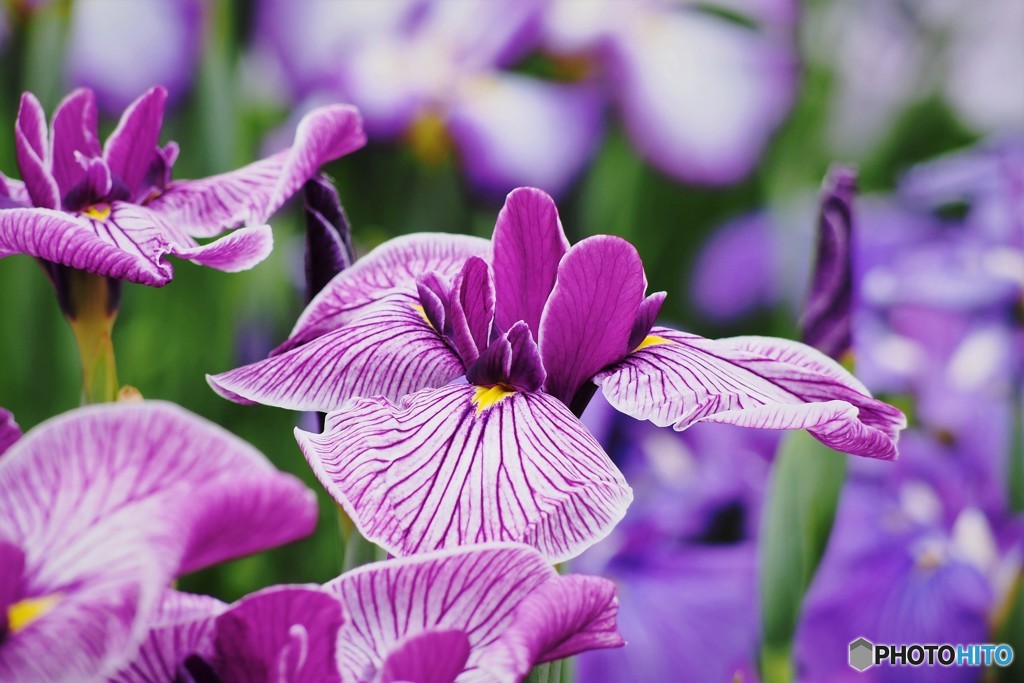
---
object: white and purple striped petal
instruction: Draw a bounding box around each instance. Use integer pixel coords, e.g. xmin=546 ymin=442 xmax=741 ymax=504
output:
xmin=209 ymin=293 xmax=464 ymax=411
xmin=147 ymin=104 xmax=366 ymax=238
xmin=279 ymin=232 xmax=490 ymax=354
xmin=296 ymin=384 xmax=632 ymax=563
xmin=14 ymin=92 xmax=59 ymax=210
xmin=326 ymin=543 xmax=623 ymax=682
xmin=595 ymin=328 xmax=905 ymax=460
xmin=539 ymin=234 xmax=647 ymax=406
xmin=0 ymin=402 xmax=318 ymax=683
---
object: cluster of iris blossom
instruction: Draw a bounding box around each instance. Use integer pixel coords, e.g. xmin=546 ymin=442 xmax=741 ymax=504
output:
xmin=0 ymin=83 xmax=907 ymax=680
xmin=669 ymin=141 xmax=1024 ymax=679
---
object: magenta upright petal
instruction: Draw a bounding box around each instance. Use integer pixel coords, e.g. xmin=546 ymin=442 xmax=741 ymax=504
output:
xmin=148 ymin=105 xmax=365 ymax=238
xmin=14 ymin=92 xmax=59 ymax=210
xmin=491 ymin=187 xmax=569 ymax=334
xmin=378 ymin=631 xmax=470 ymax=683
xmin=0 ymin=408 xmax=21 ymax=457
xmin=102 ymin=86 xmax=169 ymax=200
xmin=446 ymin=256 xmax=495 ymax=366
xmin=326 ymin=544 xmax=623 ymax=682
xmin=209 ymin=294 xmax=464 ymax=412
xmin=595 ymin=328 xmax=906 ymax=459
xmin=296 ymin=384 xmax=631 ymax=562
xmin=539 ymin=235 xmax=648 ymax=406
xmin=278 ymin=233 xmax=490 ymax=353
xmin=49 ymin=88 xmax=101 ymax=200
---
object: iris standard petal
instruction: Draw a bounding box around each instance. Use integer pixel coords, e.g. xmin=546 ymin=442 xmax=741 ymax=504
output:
xmin=147 ymin=105 xmax=365 ymax=238
xmin=595 ymin=328 xmax=905 ymax=460
xmin=296 ymin=384 xmax=632 ymax=563
xmin=278 ymin=233 xmax=490 ymax=353
xmin=209 ymin=294 xmax=464 ymax=412
xmin=325 ymin=543 xmax=623 ymax=683
xmin=539 ymin=235 xmax=647 ymax=406
xmin=49 ymin=88 xmax=102 ymax=199
xmin=15 ymin=92 xmax=59 ymax=210
xmin=491 ymin=187 xmax=569 ymax=335
xmin=0 ymin=402 xmax=317 ymax=683
xmin=102 ymin=86 xmax=169 ymax=200
xmin=0 ymin=408 xmax=21 ymax=456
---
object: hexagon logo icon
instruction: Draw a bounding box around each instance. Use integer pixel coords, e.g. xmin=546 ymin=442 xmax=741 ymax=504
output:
xmin=849 ymin=637 xmax=875 ymax=672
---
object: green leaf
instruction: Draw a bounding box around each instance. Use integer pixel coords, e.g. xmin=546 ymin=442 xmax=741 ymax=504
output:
xmin=759 ymin=430 xmax=847 ymax=682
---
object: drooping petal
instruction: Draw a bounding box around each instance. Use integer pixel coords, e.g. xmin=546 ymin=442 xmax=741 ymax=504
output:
xmin=0 ymin=402 xmax=317 ymax=683
xmin=212 ymin=586 xmax=344 ymax=683
xmin=296 ymin=384 xmax=632 ymax=562
xmin=594 ymin=328 xmax=906 ymax=460
xmin=277 ymin=233 xmax=490 ymax=354
xmin=303 ymin=174 xmax=354 ymax=302
xmin=802 ymin=165 xmax=856 ymax=360
xmin=15 ymin=92 xmax=59 ymax=210
xmin=491 ymin=187 xmax=569 ymax=335
xmin=107 ymin=591 xmax=225 ymax=683
xmin=0 ymin=172 xmax=30 ymax=206
xmin=539 ymin=235 xmax=647 ymax=406
xmin=209 ymin=294 xmax=464 ymax=412
xmin=169 ymin=224 xmax=275 ymax=273
xmin=0 ymin=206 xmax=172 ymax=284
xmin=0 ymin=407 xmax=21 ymax=457
xmin=325 ymin=544 xmax=623 ymax=683
xmin=49 ymin=88 xmax=102 ymax=199
xmin=378 ymin=631 xmax=470 ymax=683
xmin=147 ymin=105 xmax=365 ymax=238
xmin=102 ymin=86 xmax=169 ymax=200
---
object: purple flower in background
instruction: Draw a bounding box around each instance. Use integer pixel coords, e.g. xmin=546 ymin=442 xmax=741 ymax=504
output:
xmin=0 ymin=408 xmax=19 ymax=456
xmin=254 ymin=0 xmax=603 ymax=196
xmin=802 ymin=165 xmax=856 ymax=360
xmin=542 ymin=0 xmax=799 ymax=184
xmin=0 ymin=86 xmax=365 ymax=287
xmin=112 ymin=543 xmax=623 ymax=683
xmin=211 ymin=187 xmax=904 ymax=561
xmin=0 ymin=402 xmax=318 ymax=683
xmin=65 ymin=0 xmax=204 ymax=113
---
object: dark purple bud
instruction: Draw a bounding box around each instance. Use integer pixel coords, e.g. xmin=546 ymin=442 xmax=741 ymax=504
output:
xmin=467 ymin=321 xmax=545 ymax=392
xmin=303 ymin=174 xmax=355 ymax=303
xmin=416 ymin=272 xmax=449 ymax=333
xmin=802 ymin=165 xmax=856 ymax=361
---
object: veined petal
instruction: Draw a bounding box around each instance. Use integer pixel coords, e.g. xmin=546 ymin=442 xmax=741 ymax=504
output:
xmin=0 ymin=172 xmax=30 ymax=206
xmin=278 ymin=233 xmax=490 ymax=354
xmin=50 ymin=88 xmax=102 ymax=199
xmin=212 ymin=586 xmax=343 ymax=683
xmin=594 ymin=328 xmax=905 ymax=460
xmin=326 ymin=544 xmax=623 ymax=683
xmin=15 ymin=92 xmax=59 ymax=210
xmin=169 ymin=224 xmax=274 ymax=273
xmin=0 ymin=402 xmax=317 ymax=683
xmin=539 ymin=235 xmax=647 ymax=406
xmin=209 ymin=294 xmax=464 ymax=412
xmin=296 ymin=384 xmax=632 ymax=563
xmin=0 ymin=206 xmax=172 ymax=284
xmin=378 ymin=630 xmax=470 ymax=683
xmin=491 ymin=187 xmax=569 ymax=335
xmin=0 ymin=408 xmax=21 ymax=457
xmin=102 ymin=86 xmax=168 ymax=200
xmin=147 ymin=105 xmax=365 ymax=238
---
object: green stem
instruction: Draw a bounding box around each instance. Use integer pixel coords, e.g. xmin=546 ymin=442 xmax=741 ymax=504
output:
xmin=337 ymin=507 xmax=382 ymax=571
xmin=66 ymin=271 xmax=119 ymax=404
xmin=761 ymin=644 xmax=795 ymax=683
xmin=526 ymin=660 xmax=562 ymax=683
xmin=1008 ymin=388 xmax=1023 ymax=514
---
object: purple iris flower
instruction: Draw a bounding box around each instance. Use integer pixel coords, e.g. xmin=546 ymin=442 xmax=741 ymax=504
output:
xmin=111 ymin=543 xmax=623 ymax=683
xmin=252 ymin=0 xmax=603 ymax=196
xmin=542 ymin=0 xmax=799 ymax=184
xmin=65 ymin=0 xmax=204 ymax=113
xmin=0 ymin=401 xmax=318 ymax=683
xmin=0 ymin=86 xmax=365 ymax=287
xmin=210 ymin=187 xmax=904 ymax=562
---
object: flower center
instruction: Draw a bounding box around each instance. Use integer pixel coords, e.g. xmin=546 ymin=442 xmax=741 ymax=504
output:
xmin=472 ymin=384 xmax=515 ymax=415
xmin=633 ymin=334 xmax=671 ymax=352
xmin=7 ymin=594 xmax=60 ymax=634
xmin=82 ymin=203 xmax=111 ymax=221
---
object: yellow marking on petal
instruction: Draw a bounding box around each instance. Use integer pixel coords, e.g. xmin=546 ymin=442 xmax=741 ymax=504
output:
xmin=7 ymin=594 xmax=60 ymax=633
xmin=633 ymin=335 xmax=672 ymax=352
xmin=82 ymin=203 xmax=111 ymax=221
xmin=472 ymin=384 xmax=515 ymax=415
xmin=412 ymin=304 xmax=433 ymax=330
xmin=407 ymin=111 xmax=452 ymax=166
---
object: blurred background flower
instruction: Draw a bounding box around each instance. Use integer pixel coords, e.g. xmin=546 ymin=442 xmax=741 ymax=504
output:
xmin=0 ymin=1 xmax=1021 ymax=680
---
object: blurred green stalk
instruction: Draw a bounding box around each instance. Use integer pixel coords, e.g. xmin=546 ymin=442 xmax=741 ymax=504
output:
xmin=66 ymin=271 xmax=119 ymax=404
